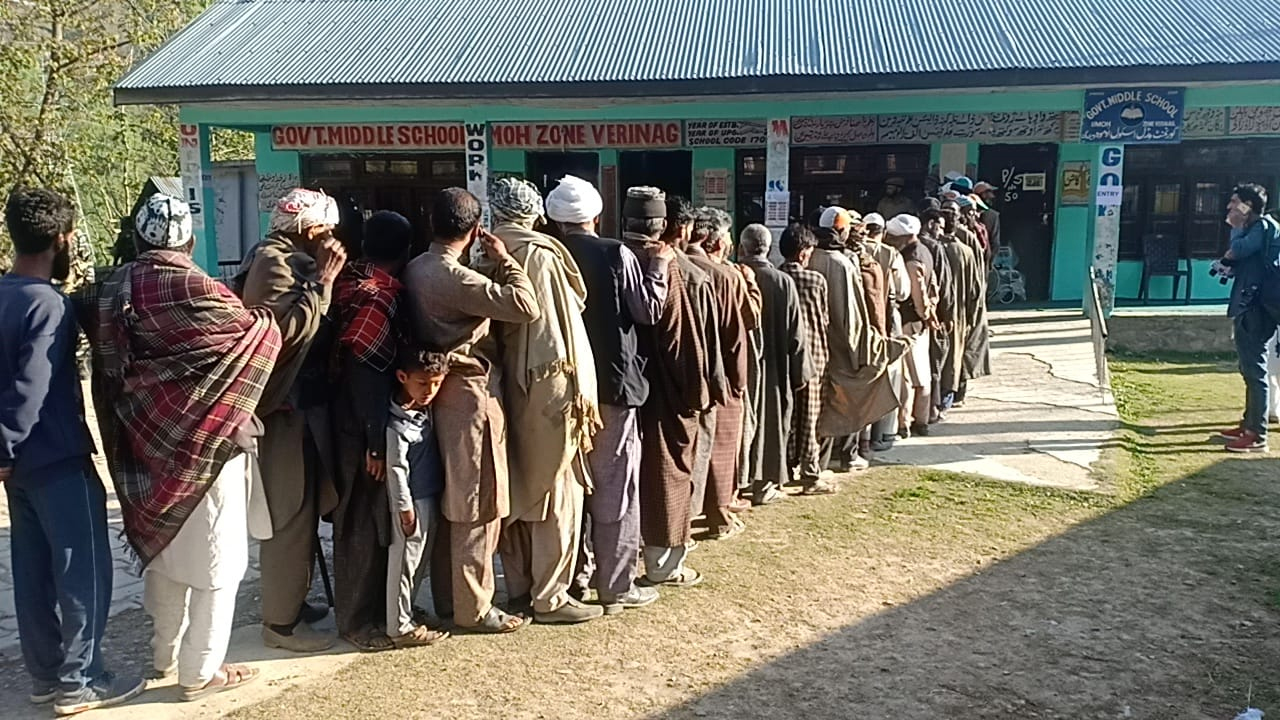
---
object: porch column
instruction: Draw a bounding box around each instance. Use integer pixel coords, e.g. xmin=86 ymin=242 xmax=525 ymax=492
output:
xmin=764 ymin=118 xmax=790 ymax=264
xmin=1091 ymin=145 xmax=1125 ymax=316
xmin=178 ymin=123 xmax=218 ymax=271
xmin=464 ymin=121 xmax=490 ymax=227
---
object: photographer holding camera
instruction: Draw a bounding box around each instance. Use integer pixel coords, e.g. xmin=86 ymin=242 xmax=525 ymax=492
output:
xmin=1218 ymin=184 xmax=1280 ymax=453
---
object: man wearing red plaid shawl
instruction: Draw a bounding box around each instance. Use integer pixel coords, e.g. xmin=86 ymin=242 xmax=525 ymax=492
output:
xmin=87 ymin=194 xmax=280 ymax=700
xmin=327 ymin=211 xmax=414 ymax=651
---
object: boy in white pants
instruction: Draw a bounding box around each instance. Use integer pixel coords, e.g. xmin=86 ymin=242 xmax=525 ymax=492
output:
xmin=384 ymin=351 xmax=451 ymax=648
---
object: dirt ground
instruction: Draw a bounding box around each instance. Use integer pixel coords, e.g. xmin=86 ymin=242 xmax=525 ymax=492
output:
xmin=4 ymin=355 xmax=1277 ymax=719
xmin=215 ymin=356 xmax=1280 ymax=719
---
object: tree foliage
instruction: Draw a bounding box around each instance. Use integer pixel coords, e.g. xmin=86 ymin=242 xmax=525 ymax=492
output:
xmin=0 ymin=0 xmax=219 ymax=263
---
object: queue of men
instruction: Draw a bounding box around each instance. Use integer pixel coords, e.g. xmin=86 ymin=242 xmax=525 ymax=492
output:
xmin=0 ymin=174 xmax=993 ymax=713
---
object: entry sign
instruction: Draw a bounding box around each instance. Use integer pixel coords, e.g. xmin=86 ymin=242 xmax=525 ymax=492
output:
xmin=1095 ymin=147 xmax=1124 ymax=208
xmin=1081 ymin=88 xmax=1185 ymax=144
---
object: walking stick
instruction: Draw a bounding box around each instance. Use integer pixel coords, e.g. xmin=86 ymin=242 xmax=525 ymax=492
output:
xmin=314 ymin=534 xmax=335 ymax=608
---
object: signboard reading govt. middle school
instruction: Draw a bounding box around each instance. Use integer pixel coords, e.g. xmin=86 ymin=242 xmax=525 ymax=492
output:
xmin=1081 ymin=88 xmax=1185 ymax=144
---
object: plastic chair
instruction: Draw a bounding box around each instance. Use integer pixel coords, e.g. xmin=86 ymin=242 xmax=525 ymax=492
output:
xmin=1138 ymin=234 xmax=1192 ymax=304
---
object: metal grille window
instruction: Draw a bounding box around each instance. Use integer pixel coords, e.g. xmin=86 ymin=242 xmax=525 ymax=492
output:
xmin=1119 ymin=140 xmax=1279 ymax=260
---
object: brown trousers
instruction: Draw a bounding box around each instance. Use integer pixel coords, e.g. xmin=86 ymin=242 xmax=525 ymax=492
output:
xmin=258 ymin=409 xmax=330 ymax=627
xmin=450 ymin=518 xmax=502 ymax=626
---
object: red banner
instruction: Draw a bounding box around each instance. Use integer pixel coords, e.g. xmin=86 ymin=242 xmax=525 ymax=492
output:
xmin=271 ymin=124 xmax=466 ymax=150
xmin=491 ymin=121 xmax=682 ymax=150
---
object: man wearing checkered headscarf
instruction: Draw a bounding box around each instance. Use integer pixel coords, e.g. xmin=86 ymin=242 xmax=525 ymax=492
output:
xmin=488 ymin=177 xmax=605 ymax=624
xmin=489 ymin=177 xmax=545 ymax=224
xmin=233 ymin=189 xmax=348 ymax=653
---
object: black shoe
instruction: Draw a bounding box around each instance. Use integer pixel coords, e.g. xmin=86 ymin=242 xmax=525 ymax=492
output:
xmin=298 ymin=601 xmax=330 ymax=625
xmin=911 ymin=423 xmax=931 ymax=437
xmin=870 ymin=439 xmax=894 ymax=453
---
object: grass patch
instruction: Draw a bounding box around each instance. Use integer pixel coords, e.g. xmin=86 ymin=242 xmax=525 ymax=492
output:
xmin=230 ymin=352 xmax=1280 ymax=719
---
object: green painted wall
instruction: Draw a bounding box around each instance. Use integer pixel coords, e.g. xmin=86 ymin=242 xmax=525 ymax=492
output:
xmin=1050 ymin=143 xmax=1096 ymax=302
xmin=196 ymin=125 xmax=218 ymax=270
xmin=183 ymin=86 xmax=1280 ymax=304
xmin=490 ymin=149 xmax=524 ymax=175
xmin=1113 ymin=258 xmax=1230 ymax=303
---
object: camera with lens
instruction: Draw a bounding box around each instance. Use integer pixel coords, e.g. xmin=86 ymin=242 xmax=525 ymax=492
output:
xmin=1210 ymin=258 xmax=1233 ymax=286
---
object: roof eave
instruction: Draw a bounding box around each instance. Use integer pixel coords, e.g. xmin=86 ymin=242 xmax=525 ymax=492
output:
xmin=112 ymin=63 xmax=1280 ymax=107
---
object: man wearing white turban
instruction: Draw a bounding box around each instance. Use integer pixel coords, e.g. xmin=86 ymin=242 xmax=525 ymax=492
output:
xmin=884 ymin=214 xmax=938 ymax=436
xmin=551 ymin=176 xmax=671 ymax=613
xmin=233 ymin=188 xmax=348 ymax=653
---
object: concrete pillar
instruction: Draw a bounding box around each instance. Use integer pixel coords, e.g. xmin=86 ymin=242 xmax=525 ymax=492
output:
xmin=178 ymin=123 xmax=218 ymax=271
xmin=1091 ymin=145 xmax=1125 ymax=315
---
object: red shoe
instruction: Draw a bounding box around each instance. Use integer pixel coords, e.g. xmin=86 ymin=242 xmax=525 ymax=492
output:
xmin=1220 ymin=426 xmax=1248 ymax=440
xmin=1225 ymin=431 xmax=1268 ymax=454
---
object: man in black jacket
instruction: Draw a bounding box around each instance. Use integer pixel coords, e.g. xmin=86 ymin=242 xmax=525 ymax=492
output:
xmin=547 ymin=176 xmax=671 ymax=613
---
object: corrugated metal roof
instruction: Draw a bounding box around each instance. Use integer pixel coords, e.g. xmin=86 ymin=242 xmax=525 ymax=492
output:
xmin=116 ymin=0 xmax=1280 ymax=104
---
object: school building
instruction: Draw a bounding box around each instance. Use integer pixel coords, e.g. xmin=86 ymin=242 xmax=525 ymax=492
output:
xmin=115 ymin=0 xmax=1280 ymax=307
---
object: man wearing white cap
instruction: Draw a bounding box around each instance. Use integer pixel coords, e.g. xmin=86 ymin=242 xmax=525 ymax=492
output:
xmin=90 ymin=194 xmax=280 ymax=698
xmin=551 ymin=177 xmax=669 ymax=613
xmin=884 ymin=214 xmax=938 ymax=436
xmin=861 ymin=213 xmax=913 ymax=449
xmin=808 ymin=210 xmax=899 ymax=472
xmin=235 ymin=188 xmax=348 ymax=653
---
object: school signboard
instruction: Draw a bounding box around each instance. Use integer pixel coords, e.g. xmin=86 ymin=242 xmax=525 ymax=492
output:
xmin=1080 ymin=88 xmax=1185 ymax=144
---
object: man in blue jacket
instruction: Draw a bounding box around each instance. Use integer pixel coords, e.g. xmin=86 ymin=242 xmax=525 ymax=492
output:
xmin=1 ymin=187 xmax=144 ymax=714
xmin=1219 ymin=184 xmax=1280 ymax=453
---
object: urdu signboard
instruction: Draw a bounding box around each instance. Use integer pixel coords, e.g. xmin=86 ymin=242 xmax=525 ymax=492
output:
xmin=1081 ymin=88 xmax=1185 ymax=144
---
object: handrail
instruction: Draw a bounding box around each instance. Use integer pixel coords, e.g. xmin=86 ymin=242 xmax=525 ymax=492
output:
xmin=1086 ymin=275 xmax=1110 ymax=391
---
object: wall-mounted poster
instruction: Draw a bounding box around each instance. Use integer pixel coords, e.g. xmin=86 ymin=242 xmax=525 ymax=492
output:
xmin=1081 ymin=88 xmax=1185 ymax=144
xmin=1060 ymin=162 xmax=1091 ymax=206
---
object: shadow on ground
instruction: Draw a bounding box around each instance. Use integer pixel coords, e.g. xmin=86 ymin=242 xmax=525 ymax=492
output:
xmin=652 ymin=459 xmax=1280 ymax=720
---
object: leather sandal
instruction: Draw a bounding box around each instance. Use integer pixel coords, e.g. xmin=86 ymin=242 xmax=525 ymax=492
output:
xmin=180 ymin=664 xmax=259 ymax=702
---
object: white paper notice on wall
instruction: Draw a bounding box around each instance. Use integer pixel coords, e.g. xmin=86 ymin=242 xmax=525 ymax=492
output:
xmin=1021 ymin=173 xmax=1047 ymax=192
xmin=765 ymin=191 xmax=790 ymax=226
xmin=701 ymin=168 xmax=730 ymax=209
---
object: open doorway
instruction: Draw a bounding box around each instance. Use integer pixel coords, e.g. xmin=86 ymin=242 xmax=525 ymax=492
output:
xmin=619 ymin=151 xmax=692 ymax=203
xmin=977 ymin=143 xmax=1059 ymax=303
xmin=302 ymin=153 xmax=465 ymax=257
xmin=526 ymin=152 xmax=600 ymax=197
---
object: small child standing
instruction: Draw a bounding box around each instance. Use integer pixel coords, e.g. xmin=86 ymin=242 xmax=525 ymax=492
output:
xmin=385 ymin=349 xmax=451 ymax=648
